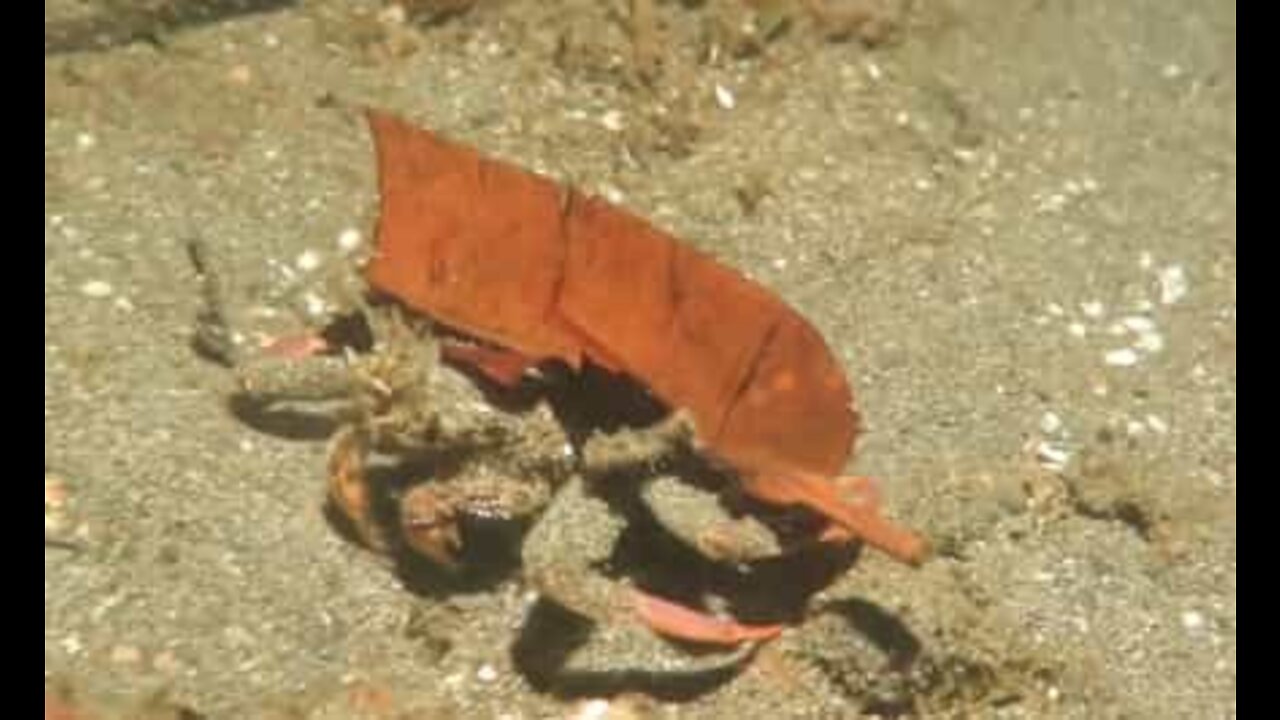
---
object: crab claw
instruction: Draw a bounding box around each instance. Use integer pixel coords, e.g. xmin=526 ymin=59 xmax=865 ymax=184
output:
xmin=260 ymin=331 xmax=330 ymax=360
xmin=328 ymin=427 xmax=389 ymax=552
xmin=525 ymin=475 xmax=781 ymax=658
xmin=400 ymin=484 xmax=463 ymax=569
xmin=630 ymin=589 xmax=784 ymax=646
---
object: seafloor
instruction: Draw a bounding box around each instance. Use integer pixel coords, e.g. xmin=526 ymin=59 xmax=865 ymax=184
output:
xmin=45 ymin=1 xmax=1235 ymax=718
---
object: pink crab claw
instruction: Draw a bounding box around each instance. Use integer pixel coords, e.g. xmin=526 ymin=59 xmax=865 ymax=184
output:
xmin=261 ymin=332 xmax=330 ymax=360
xmin=630 ymin=589 xmax=784 ymax=646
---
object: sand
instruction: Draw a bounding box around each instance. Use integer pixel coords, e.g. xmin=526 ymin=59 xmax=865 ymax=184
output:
xmin=45 ymin=1 xmax=1235 ymax=717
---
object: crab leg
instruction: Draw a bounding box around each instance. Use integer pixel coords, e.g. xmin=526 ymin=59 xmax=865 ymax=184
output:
xmin=523 ymin=476 xmax=782 ymax=649
xmin=631 ymin=591 xmax=782 ymax=645
xmin=326 ymin=426 xmax=390 ymax=552
xmin=639 ymin=475 xmax=785 ymax=565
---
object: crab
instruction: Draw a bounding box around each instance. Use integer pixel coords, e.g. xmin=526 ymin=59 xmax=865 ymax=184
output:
xmin=187 ymin=238 xmax=875 ymax=673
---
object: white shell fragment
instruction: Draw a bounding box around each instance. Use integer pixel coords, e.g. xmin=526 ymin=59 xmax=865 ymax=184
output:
xmin=1035 ymin=441 xmax=1071 ymax=471
xmin=1181 ymin=610 xmax=1205 ymax=631
xmin=571 ymin=699 xmax=612 ymax=720
xmin=1104 ymin=348 xmax=1140 ymax=367
xmin=1159 ymin=265 xmax=1188 ymax=305
xmin=79 ymin=280 xmax=113 ymax=298
xmin=296 ymin=249 xmax=322 ymax=272
xmin=1134 ymin=332 xmax=1165 ymax=353
xmin=714 ymin=84 xmax=736 ymax=110
xmin=337 ymin=228 xmax=362 ymax=253
xmin=600 ymin=109 xmax=625 ymax=131
xmin=1121 ymin=316 xmax=1156 ymax=333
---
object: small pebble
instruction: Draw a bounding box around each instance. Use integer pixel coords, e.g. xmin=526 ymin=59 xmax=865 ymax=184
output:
xmin=476 ymin=664 xmax=498 ymax=682
xmin=1038 ymin=193 xmax=1067 ymax=213
xmin=296 ymin=250 xmax=322 ymax=272
xmin=337 ymin=228 xmax=361 ymax=252
xmin=1039 ymin=412 xmax=1063 ymax=435
xmin=1035 ymin=441 xmax=1071 ymax=471
xmin=1081 ymin=301 xmax=1105 ymax=318
xmin=866 ymin=61 xmax=883 ymax=81
xmin=1104 ymin=348 xmax=1140 ymax=367
xmin=1134 ymin=331 xmax=1164 ymax=353
xmin=76 ymin=132 xmax=96 ymax=150
xmin=1159 ymin=265 xmax=1188 ymax=304
xmin=1146 ymin=415 xmax=1169 ymax=434
xmin=61 ymin=635 xmax=84 ymax=656
xmin=1121 ymin=316 xmax=1156 ymax=333
xmin=714 ymin=84 xmax=736 ymax=110
xmin=571 ymin=699 xmax=612 ymax=720
xmin=600 ymin=183 xmax=625 ymax=204
xmin=303 ymin=292 xmax=328 ymax=318
xmin=1181 ymin=610 xmax=1205 ymax=631
xmin=80 ymin=280 xmax=113 ymax=298
xmin=600 ymin=110 xmax=625 ymax=132
xmin=1067 ymin=322 xmax=1087 ymax=338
